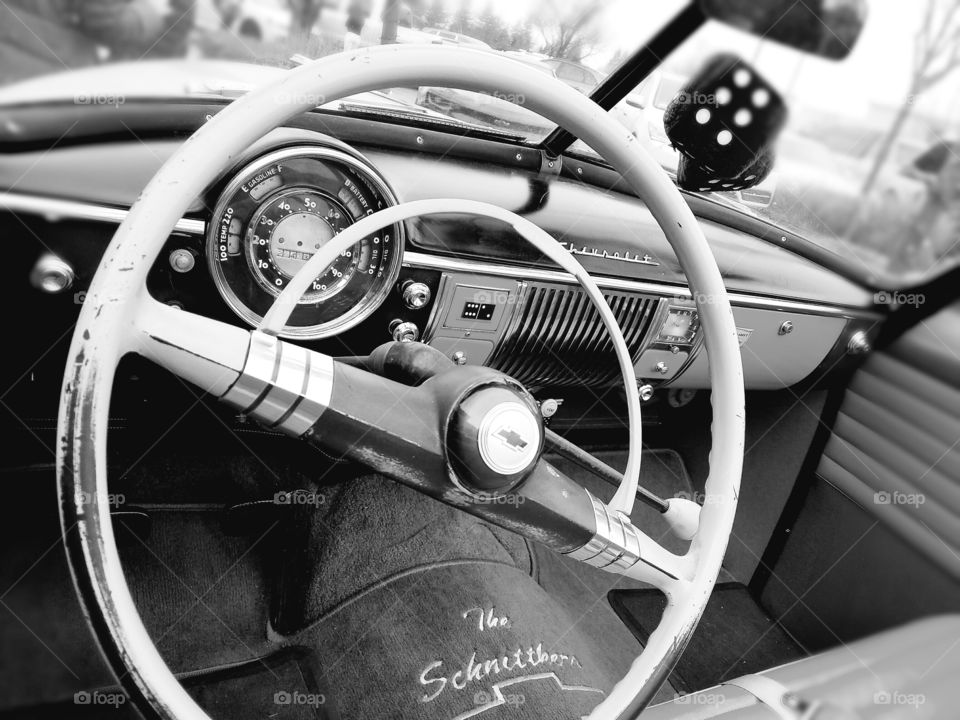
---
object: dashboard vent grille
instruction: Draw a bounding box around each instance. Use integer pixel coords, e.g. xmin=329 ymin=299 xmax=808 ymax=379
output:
xmin=487 ymin=283 xmax=662 ymax=387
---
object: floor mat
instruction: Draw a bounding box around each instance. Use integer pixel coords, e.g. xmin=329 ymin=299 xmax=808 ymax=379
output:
xmin=296 ymin=562 xmax=628 ymax=720
xmin=609 ymin=582 xmax=807 ymax=693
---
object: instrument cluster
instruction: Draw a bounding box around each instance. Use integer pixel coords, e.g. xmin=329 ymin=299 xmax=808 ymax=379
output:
xmin=206 ymin=145 xmax=404 ymax=339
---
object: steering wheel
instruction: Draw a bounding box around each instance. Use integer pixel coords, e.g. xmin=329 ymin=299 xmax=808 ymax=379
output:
xmin=57 ymin=45 xmax=744 ymax=719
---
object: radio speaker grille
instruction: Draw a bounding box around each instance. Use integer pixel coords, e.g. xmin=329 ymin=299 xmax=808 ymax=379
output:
xmin=487 ymin=283 xmax=661 ymax=387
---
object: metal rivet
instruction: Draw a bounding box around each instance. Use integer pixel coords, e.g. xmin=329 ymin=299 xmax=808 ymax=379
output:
xmin=778 ymin=320 xmax=794 ymax=336
xmin=416 ymin=135 xmax=424 ymax=145
xmin=654 ymin=361 xmax=669 ymax=375
xmin=515 ymin=153 xmax=523 ymax=161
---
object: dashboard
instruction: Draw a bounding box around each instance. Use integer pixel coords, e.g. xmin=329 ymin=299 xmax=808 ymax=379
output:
xmin=0 ymin=106 xmax=883 ymax=406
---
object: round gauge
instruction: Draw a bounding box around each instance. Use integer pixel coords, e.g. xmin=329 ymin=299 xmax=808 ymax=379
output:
xmin=206 ymin=146 xmax=404 ymax=339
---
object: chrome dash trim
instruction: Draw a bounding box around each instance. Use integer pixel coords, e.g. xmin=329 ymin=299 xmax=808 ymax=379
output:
xmin=402 ymin=251 xmax=881 ymax=319
xmin=0 ymin=192 xmax=205 ymax=235
xmin=1 ymin=192 xmax=880 ymax=320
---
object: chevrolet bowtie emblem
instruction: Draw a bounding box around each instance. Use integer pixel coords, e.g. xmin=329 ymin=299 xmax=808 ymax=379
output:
xmin=494 ymin=426 xmax=528 ymax=452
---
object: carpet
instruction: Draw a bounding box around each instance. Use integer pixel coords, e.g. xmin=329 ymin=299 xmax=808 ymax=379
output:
xmin=609 ymin=582 xmax=807 ymax=693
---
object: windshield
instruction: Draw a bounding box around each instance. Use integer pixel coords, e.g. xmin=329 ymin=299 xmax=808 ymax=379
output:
xmin=0 ymin=0 xmax=956 ymax=281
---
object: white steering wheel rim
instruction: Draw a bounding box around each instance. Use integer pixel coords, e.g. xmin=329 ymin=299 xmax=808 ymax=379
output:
xmin=57 ymin=45 xmax=744 ymax=720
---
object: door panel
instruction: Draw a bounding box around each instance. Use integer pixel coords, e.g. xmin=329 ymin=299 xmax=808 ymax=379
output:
xmin=817 ymin=303 xmax=960 ymax=579
xmin=760 ymin=301 xmax=960 ymax=648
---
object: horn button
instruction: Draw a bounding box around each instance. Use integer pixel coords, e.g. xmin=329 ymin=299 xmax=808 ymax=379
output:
xmin=446 ymin=383 xmax=544 ymax=497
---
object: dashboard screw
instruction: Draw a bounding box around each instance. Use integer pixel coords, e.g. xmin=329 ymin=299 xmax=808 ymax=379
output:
xmin=452 ymin=351 xmax=467 ymax=366
xmin=638 ymin=384 xmax=654 ymax=402
xmin=515 ymin=153 xmax=523 ymax=161
xmin=654 ymin=361 xmax=669 ymax=375
xmin=416 ymin=136 xmax=424 ymax=145
xmin=778 ymin=320 xmax=794 ymax=335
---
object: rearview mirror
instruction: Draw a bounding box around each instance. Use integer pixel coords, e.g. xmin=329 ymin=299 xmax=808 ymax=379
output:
xmin=699 ymin=0 xmax=867 ymax=59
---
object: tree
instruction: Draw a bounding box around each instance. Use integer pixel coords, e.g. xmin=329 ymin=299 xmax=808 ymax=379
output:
xmin=425 ymin=0 xmax=448 ymax=28
xmin=509 ymin=22 xmax=534 ymax=52
xmin=477 ymin=4 xmax=510 ymax=49
xmin=861 ymin=0 xmax=960 ymax=198
xmin=452 ymin=3 xmax=473 ymax=36
xmin=287 ymin=0 xmax=325 ymax=46
xmin=531 ymin=0 xmax=598 ymax=61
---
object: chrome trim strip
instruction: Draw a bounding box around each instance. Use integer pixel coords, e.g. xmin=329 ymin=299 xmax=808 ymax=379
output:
xmin=565 ymin=490 xmax=655 ymax=575
xmin=220 ymin=331 xmax=332 ymax=436
xmin=402 ymin=251 xmax=880 ymax=319
xmin=0 ymin=192 xmax=205 ymax=235
xmin=1 ymin=192 xmax=880 ymax=319
xmin=221 ymin=331 xmax=279 ymax=412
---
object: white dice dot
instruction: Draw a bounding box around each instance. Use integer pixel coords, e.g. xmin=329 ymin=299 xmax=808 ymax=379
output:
xmin=716 ymin=87 xmax=732 ymax=105
xmin=752 ymin=88 xmax=770 ymax=107
xmin=695 ymin=108 xmax=711 ymax=124
xmin=734 ymin=108 xmax=752 ymax=126
xmin=733 ymin=69 xmax=751 ymax=87
xmin=717 ymin=130 xmax=733 ymax=146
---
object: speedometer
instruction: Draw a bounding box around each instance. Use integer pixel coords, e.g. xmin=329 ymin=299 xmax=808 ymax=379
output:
xmin=206 ymin=146 xmax=404 ymax=339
